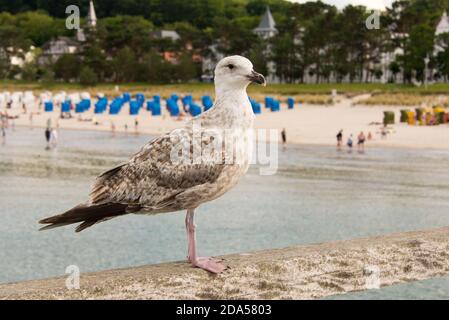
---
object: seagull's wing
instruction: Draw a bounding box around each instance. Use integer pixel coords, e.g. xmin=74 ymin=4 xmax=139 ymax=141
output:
xmin=39 ymin=122 xmax=227 ymax=232
xmin=89 ymin=126 xmax=225 ymax=211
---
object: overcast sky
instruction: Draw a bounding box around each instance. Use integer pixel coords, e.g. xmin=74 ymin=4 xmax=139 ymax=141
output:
xmin=290 ymin=0 xmax=394 ymax=10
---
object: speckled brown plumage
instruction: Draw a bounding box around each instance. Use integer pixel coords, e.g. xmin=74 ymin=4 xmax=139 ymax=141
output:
xmin=39 ymin=56 xmax=257 ymax=233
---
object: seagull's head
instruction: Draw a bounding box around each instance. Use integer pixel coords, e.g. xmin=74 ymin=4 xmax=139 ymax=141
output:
xmin=214 ymin=55 xmax=266 ymax=92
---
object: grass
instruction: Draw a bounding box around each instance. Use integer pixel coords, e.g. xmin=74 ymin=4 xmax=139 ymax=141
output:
xmin=4 ymin=80 xmax=449 ymax=94
xmin=0 ymin=81 xmax=335 ymax=104
xmin=3 ymin=81 xmax=449 ymax=105
xmin=357 ymin=93 xmax=449 ymax=106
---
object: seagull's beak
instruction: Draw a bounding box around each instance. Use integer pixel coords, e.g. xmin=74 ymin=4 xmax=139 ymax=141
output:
xmin=247 ymin=70 xmax=266 ymax=86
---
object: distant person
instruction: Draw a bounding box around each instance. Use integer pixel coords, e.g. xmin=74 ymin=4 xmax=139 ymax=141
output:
xmin=281 ymin=128 xmax=286 ymax=145
xmin=336 ymin=129 xmax=343 ymax=148
xmin=357 ymin=131 xmax=366 ymax=151
xmin=347 ymin=134 xmax=353 ymax=150
xmin=367 ymin=131 xmax=373 ymax=140
xmin=22 ymin=103 xmax=27 ymax=114
xmin=50 ymin=128 xmax=58 ymax=148
xmin=45 ymin=127 xmax=51 ymax=150
xmin=381 ymin=125 xmax=387 ymax=139
xmin=29 ymin=112 xmax=33 ymax=128
xmin=124 ymin=124 xmax=128 ymax=134
xmin=134 ymin=119 xmax=139 ymax=134
xmin=1 ymin=122 xmax=5 ymax=144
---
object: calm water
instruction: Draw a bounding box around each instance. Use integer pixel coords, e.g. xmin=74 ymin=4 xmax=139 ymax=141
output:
xmin=1 ymin=127 xmax=449 ymax=299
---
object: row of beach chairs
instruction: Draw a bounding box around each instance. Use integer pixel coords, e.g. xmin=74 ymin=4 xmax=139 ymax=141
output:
xmin=40 ymin=93 xmax=298 ymax=117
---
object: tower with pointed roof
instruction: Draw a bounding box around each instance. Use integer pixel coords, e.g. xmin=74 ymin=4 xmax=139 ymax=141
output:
xmin=253 ymin=7 xmax=279 ymax=83
xmin=87 ymin=0 xmax=97 ymax=28
xmin=434 ymin=11 xmax=449 ymax=54
xmin=436 ymin=11 xmax=449 ymax=36
xmin=76 ymin=1 xmax=97 ymax=42
xmin=253 ymin=7 xmax=278 ymax=39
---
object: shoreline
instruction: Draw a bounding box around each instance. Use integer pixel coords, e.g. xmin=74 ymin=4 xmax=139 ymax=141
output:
xmin=12 ymin=123 xmax=449 ymax=152
xmin=4 ymin=98 xmax=449 ymax=151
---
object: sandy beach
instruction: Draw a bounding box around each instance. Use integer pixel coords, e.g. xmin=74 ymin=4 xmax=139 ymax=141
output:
xmin=5 ymin=95 xmax=449 ymax=150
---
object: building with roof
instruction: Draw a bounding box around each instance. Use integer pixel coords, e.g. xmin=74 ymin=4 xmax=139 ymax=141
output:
xmin=38 ymin=37 xmax=79 ymax=65
xmin=39 ymin=1 xmax=97 ymax=65
xmin=253 ymin=7 xmax=279 ymax=83
xmin=436 ymin=11 xmax=449 ymax=36
xmin=151 ymin=30 xmax=181 ymax=42
xmin=434 ymin=11 xmax=449 ymax=55
xmin=76 ymin=0 xmax=97 ymax=42
xmin=87 ymin=0 xmax=97 ymax=28
xmin=253 ymin=7 xmax=278 ymax=39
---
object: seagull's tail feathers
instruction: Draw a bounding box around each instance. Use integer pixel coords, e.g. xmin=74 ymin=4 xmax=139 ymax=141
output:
xmin=39 ymin=202 xmax=133 ymax=232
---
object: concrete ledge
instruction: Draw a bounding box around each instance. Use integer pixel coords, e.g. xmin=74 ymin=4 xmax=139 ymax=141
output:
xmin=2 ymin=226 xmax=449 ymax=299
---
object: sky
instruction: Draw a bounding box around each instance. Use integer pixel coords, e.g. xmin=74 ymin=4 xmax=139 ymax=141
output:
xmin=290 ymin=0 xmax=395 ymax=10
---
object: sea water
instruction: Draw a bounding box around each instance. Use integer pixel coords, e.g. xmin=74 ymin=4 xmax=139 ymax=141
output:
xmin=1 ymin=127 xmax=449 ymax=299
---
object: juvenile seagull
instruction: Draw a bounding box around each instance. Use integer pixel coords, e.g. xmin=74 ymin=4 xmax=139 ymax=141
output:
xmin=39 ymin=56 xmax=266 ymax=273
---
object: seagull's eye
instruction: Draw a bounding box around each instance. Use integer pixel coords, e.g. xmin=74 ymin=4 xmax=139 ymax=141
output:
xmin=227 ymin=64 xmax=235 ymax=70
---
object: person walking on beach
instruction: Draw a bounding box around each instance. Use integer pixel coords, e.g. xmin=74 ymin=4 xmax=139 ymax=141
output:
xmin=1 ymin=115 xmax=6 ymax=145
xmin=381 ymin=125 xmax=387 ymax=139
xmin=336 ymin=129 xmax=343 ymax=149
xmin=281 ymin=128 xmax=286 ymax=147
xmin=134 ymin=119 xmax=139 ymax=134
xmin=347 ymin=134 xmax=353 ymax=151
xmin=357 ymin=131 xmax=366 ymax=151
xmin=1 ymin=125 xmax=5 ymax=145
xmin=45 ymin=126 xmax=51 ymax=150
xmin=50 ymin=128 xmax=58 ymax=148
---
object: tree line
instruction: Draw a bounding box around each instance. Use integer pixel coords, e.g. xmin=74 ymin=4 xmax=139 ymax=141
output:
xmin=2 ymin=0 xmax=449 ymax=84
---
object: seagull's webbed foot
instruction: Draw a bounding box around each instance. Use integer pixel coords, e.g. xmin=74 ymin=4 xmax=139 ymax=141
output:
xmin=185 ymin=209 xmax=227 ymax=274
xmin=191 ymin=257 xmax=227 ymax=274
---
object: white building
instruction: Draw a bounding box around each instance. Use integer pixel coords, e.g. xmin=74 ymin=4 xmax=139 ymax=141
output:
xmin=436 ymin=11 xmax=449 ymax=36
xmin=434 ymin=11 xmax=449 ymax=56
xmin=151 ymin=30 xmax=181 ymax=42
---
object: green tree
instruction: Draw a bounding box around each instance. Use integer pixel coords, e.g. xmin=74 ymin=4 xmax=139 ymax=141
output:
xmin=100 ymin=15 xmax=153 ymax=57
xmin=112 ymin=46 xmax=137 ymax=82
xmin=79 ymin=66 xmax=98 ymax=86
xmin=174 ymin=53 xmax=198 ymax=82
xmin=0 ymin=12 xmax=31 ymax=79
xmin=53 ymin=54 xmax=81 ymax=81
xmin=16 ymin=11 xmax=63 ymax=47
xmin=402 ymin=24 xmax=434 ymax=82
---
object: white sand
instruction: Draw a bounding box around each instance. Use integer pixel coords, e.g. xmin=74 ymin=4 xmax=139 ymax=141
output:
xmin=6 ymin=96 xmax=449 ymax=150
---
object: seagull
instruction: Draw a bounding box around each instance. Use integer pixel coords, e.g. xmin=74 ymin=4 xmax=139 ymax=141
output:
xmin=39 ymin=56 xmax=266 ymax=274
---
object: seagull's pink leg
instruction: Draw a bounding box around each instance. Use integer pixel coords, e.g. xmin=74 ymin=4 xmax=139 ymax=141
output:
xmin=185 ymin=209 xmax=226 ymax=274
